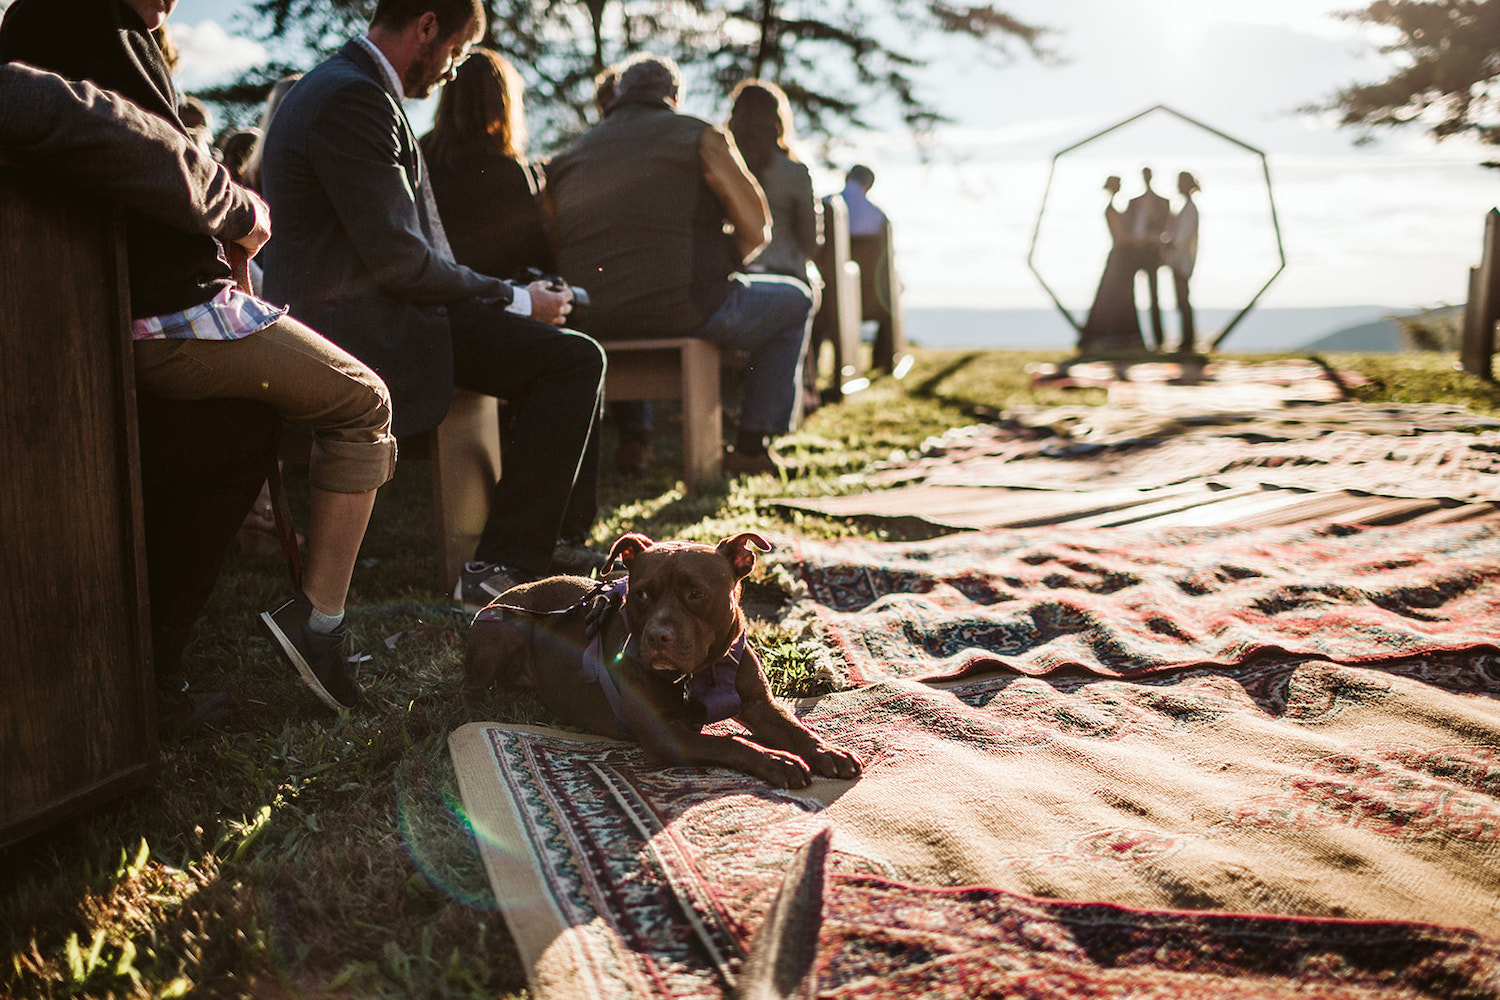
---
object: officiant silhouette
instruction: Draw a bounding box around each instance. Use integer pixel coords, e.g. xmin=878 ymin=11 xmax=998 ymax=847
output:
xmin=1125 ymin=167 xmax=1171 ymax=350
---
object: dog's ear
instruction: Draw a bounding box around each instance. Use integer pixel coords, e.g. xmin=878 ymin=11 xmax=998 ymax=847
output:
xmin=717 ymin=532 xmax=771 ymax=580
xmin=609 ymin=532 xmax=654 ymax=569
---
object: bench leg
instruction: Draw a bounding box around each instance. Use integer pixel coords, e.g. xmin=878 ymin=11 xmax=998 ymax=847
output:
xmin=430 ymin=388 xmax=501 ymax=590
xmin=679 ymin=340 xmax=722 ymax=490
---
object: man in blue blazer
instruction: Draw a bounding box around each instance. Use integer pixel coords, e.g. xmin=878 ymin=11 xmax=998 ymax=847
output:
xmin=261 ymin=0 xmax=606 ymax=608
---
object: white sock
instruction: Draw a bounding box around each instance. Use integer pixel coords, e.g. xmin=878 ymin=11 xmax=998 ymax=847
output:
xmin=308 ymin=606 xmax=345 ymax=634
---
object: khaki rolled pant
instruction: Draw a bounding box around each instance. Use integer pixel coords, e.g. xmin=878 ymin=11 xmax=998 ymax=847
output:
xmin=133 ymin=313 xmax=396 ymax=494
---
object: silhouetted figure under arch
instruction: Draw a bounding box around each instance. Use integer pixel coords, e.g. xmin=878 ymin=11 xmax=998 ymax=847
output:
xmin=1166 ymin=170 xmax=1200 ymax=355
xmin=1080 ymin=175 xmax=1145 ymax=354
xmin=1125 ymin=166 xmax=1171 ymax=350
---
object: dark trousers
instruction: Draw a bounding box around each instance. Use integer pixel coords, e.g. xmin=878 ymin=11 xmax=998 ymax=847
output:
xmin=850 ymin=231 xmax=900 ymax=371
xmin=1173 ymin=271 xmax=1196 ymax=353
xmin=448 ymin=298 xmax=606 ymax=575
xmin=137 ymin=393 xmax=280 ymax=679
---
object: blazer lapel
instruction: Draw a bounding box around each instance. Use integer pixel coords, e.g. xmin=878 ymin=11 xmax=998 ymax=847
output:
xmin=340 ymin=40 xmax=422 ymax=185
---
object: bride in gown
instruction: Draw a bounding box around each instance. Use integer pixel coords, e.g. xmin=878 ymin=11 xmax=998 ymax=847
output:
xmin=1079 ymin=175 xmax=1146 ymax=354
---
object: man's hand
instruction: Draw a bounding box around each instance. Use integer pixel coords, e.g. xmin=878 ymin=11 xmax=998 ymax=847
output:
xmin=233 ymin=189 xmax=272 ymax=259
xmin=527 ymin=279 xmax=573 ymax=326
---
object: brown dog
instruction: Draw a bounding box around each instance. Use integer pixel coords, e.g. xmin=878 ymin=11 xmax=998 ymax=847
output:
xmin=463 ymin=532 xmax=862 ymax=789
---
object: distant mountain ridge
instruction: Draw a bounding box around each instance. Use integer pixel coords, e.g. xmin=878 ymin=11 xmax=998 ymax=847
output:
xmin=903 ymin=305 xmax=1409 ymax=353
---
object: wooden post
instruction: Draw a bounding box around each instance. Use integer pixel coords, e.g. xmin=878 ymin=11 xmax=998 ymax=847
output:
xmin=1 ymin=160 xmax=156 ymax=846
xmin=812 ymin=194 xmax=864 ymax=395
xmin=1462 ymin=208 xmax=1500 ymax=380
xmin=1462 ymin=265 xmax=1483 ymax=375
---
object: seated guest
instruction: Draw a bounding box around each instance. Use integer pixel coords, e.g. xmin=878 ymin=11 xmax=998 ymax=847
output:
xmin=840 ymin=163 xmax=899 ymax=370
xmin=728 ymin=80 xmax=821 ymax=286
xmin=258 ymin=0 xmax=606 ymax=610
xmin=420 ymin=48 xmax=554 ymax=283
xmin=419 ymin=46 xmax=603 ymax=564
xmin=217 ymin=127 xmax=261 ymax=186
xmin=547 ymin=53 xmax=812 ymax=477
xmin=586 ymin=61 xmax=654 ymax=475
xmin=840 ymin=163 xmax=887 ymax=238
xmin=728 ymin=79 xmax=823 ymax=413
xmin=1 ymin=0 xmax=399 ymax=713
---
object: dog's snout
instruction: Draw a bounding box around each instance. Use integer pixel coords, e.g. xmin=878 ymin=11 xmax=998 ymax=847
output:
xmin=644 ymin=620 xmax=676 ymax=651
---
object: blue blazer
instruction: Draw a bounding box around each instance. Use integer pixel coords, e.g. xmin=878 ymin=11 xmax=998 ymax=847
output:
xmin=260 ymin=40 xmax=512 ymax=437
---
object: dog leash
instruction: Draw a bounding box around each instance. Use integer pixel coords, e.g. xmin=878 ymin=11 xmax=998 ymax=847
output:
xmin=471 ymin=576 xmax=622 ymax=626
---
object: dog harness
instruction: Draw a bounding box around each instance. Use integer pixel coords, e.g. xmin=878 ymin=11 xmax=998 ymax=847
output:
xmin=578 ymin=577 xmax=745 ymax=737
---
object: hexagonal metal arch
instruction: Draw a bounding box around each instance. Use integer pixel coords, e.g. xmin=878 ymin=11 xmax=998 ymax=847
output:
xmin=1026 ymin=104 xmax=1286 ymax=351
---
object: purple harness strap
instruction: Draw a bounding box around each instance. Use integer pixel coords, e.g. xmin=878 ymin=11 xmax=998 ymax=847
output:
xmin=579 ymin=580 xmax=745 ymax=737
xmin=684 ymin=633 xmax=745 ymax=724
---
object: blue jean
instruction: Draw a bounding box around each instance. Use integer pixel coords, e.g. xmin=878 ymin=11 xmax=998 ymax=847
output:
xmin=691 ymin=273 xmax=812 ymax=435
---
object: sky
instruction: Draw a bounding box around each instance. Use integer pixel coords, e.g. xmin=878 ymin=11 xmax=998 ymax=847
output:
xmin=161 ymin=0 xmax=1500 ymax=314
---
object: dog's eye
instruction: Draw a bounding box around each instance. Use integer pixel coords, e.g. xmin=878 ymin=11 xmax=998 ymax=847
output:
xmin=685 ymin=588 xmax=706 ymax=603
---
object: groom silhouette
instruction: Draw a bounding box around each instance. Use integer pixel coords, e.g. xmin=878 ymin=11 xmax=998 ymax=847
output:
xmin=1125 ymin=167 xmax=1171 ymax=350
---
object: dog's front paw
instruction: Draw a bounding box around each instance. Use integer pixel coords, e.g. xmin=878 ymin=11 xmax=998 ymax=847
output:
xmin=753 ymin=747 xmax=814 ymax=789
xmin=807 ymin=743 xmax=863 ymax=780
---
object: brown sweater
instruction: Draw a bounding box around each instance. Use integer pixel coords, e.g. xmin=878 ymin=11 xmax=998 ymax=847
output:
xmin=0 ymin=0 xmax=240 ymax=318
xmin=0 ymin=62 xmax=256 ymax=243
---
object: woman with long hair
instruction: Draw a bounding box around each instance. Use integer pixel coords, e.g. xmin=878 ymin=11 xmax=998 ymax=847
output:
xmin=420 ymin=48 xmax=555 ymax=280
xmin=727 ymin=79 xmax=821 ymax=284
xmin=728 ymin=79 xmax=822 ymax=412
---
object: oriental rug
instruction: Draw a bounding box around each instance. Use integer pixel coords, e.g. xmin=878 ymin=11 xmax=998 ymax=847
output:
xmin=781 ymin=522 xmax=1500 ymax=685
xmin=772 ymin=403 xmax=1500 ymax=533
xmin=450 ymin=653 xmax=1500 ymax=999
xmin=857 ymin=403 xmax=1500 ymax=490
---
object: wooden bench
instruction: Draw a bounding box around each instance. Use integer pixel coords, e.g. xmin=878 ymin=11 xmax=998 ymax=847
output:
xmin=1 ymin=157 xmax=156 ymax=847
xmin=427 ymin=338 xmax=722 ymax=590
xmin=603 ymin=337 xmax=722 ymax=490
xmin=1461 ymin=208 xmax=1500 ymax=380
xmin=429 ymin=388 xmax=504 ymax=591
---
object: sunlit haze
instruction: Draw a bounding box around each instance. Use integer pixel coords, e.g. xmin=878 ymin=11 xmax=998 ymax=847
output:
xmin=163 ymin=0 xmax=1498 ymax=314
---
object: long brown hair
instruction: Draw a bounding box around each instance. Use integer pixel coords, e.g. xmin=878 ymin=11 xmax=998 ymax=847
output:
xmin=727 ymin=79 xmax=795 ymax=176
xmin=424 ymin=48 xmax=528 ymax=165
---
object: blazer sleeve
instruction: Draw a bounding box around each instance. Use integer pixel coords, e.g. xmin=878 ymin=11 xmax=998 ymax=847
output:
xmin=0 ymin=62 xmax=257 ymax=242
xmin=305 ymin=78 xmax=513 ymax=306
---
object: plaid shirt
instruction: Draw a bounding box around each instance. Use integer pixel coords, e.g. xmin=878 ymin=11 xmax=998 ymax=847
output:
xmin=131 ymin=285 xmax=286 ymax=342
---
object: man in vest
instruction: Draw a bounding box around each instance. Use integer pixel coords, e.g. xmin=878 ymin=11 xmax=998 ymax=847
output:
xmin=546 ymin=53 xmax=813 ymax=477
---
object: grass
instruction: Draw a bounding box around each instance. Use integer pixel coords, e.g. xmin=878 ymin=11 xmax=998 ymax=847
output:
xmin=4 ymin=347 xmax=1498 ymax=998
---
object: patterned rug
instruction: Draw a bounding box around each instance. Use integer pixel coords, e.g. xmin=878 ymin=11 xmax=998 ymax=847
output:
xmin=450 ymin=653 xmax=1500 ymax=998
xmin=858 ymin=405 xmax=1500 ymax=496
xmin=783 ymin=522 xmax=1500 ymax=685
xmin=771 ymin=402 xmax=1500 ymax=533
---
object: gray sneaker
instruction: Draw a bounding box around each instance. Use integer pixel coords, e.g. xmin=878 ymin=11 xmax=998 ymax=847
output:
xmin=454 ymin=561 xmax=535 ymax=613
xmin=551 ymin=540 xmax=610 ymax=577
xmin=259 ymin=593 xmax=360 ymax=710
